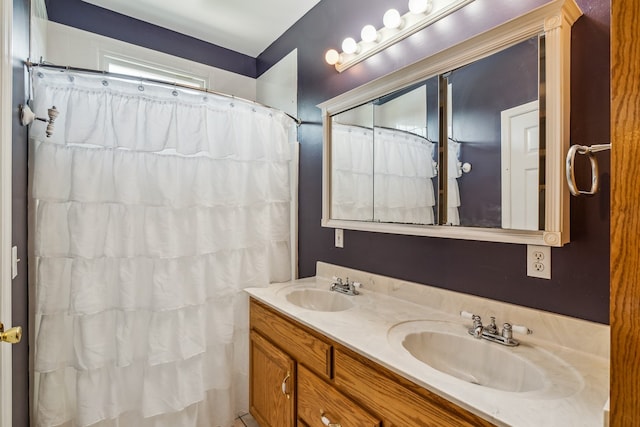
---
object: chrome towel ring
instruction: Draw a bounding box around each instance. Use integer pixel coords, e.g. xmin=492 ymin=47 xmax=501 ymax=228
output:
xmin=566 ymin=143 xmax=611 ymax=196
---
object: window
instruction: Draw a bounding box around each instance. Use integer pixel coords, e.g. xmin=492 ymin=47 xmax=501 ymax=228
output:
xmin=103 ymin=55 xmax=208 ymax=89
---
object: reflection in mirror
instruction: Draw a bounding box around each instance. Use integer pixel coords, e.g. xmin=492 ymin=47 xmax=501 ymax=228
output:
xmin=330 ymin=103 xmax=374 ymax=221
xmin=447 ymin=36 xmax=541 ymax=230
xmin=372 ymin=78 xmax=439 ymax=224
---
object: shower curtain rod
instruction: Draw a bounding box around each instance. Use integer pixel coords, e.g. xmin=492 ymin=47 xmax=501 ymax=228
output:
xmin=24 ymin=60 xmax=303 ymax=126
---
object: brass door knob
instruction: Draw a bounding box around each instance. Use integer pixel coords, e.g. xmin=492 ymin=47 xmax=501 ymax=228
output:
xmin=0 ymin=322 xmax=22 ymax=344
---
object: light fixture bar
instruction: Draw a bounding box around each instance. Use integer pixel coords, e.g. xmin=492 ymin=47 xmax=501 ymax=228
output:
xmin=332 ymin=0 xmax=475 ymax=73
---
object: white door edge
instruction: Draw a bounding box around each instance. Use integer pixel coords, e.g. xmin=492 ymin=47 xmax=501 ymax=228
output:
xmin=0 ymin=0 xmax=14 ymax=426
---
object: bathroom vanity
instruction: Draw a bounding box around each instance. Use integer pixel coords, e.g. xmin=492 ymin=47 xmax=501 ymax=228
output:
xmin=246 ymin=262 xmax=609 ymax=427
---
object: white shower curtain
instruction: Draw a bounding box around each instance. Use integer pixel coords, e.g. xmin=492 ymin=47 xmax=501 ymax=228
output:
xmin=331 ymin=123 xmax=436 ymax=224
xmin=331 ymin=123 xmax=374 ymax=221
xmin=373 ymin=126 xmax=436 ymax=225
xmin=29 ymin=69 xmax=295 ymax=427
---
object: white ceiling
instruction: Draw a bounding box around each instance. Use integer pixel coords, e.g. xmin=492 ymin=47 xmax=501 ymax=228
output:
xmin=82 ymin=0 xmax=322 ymax=57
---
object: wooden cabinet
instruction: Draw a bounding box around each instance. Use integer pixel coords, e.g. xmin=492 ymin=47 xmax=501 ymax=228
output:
xmin=250 ymin=330 xmax=295 ymax=427
xmin=250 ymin=296 xmax=332 ymax=379
xmin=334 ymin=347 xmax=494 ymax=427
xmin=249 ymin=298 xmax=495 ymax=427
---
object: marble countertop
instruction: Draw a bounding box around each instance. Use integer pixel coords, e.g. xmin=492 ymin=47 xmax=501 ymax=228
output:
xmin=246 ymin=265 xmax=609 ymax=427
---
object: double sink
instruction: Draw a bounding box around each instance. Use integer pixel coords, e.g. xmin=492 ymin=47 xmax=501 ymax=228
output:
xmin=280 ymin=286 xmax=582 ymax=398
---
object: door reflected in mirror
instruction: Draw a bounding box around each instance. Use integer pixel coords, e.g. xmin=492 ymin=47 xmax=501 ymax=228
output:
xmin=446 ymin=36 xmax=541 ymax=230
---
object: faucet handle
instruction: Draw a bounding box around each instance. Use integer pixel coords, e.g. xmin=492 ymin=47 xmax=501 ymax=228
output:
xmin=502 ymin=323 xmax=513 ymax=340
xmin=332 ymin=276 xmax=343 ymax=285
xmin=461 ymin=311 xmax=483 ymax=326
xmin=471 ymin=314 xmax=482 ymax=326
xmin=460 ymin=310 xmax=475 ymax=320
xmin=511 ymin=324 xmax=533 ymax=335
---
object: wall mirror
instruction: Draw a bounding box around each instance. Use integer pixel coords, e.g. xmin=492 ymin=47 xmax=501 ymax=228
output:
xmin=319 ymin=0 xmax=582 ymax=246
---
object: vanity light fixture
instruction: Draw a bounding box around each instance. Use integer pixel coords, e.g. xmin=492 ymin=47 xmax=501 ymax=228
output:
xmin=408 ymin=0 xmax=433 ymax=14
xmin=341 ymin=37 xmax=359 ymax=55
xmin=361 ymin=24 xmax=379 ymax=43
xmin=325 ymin=0 xmax=475 ymax=72
xmin=325 ymin=49 xmax=341 ymax=66
xmin=383 ymin=9 xmax=403 ymax=29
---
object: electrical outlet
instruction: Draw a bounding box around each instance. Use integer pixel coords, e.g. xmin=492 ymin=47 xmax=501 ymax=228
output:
xmin=527 ymin=245 xmax=551 ymax=279
xmin=335 ymin=228 xmax=344 ymax=248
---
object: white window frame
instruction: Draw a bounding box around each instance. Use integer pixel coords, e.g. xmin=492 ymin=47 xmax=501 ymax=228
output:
xmin=101 ymin=54 xmax=208 ymax=89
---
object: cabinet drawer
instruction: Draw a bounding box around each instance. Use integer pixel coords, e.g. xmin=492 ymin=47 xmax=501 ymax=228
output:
xmin=298 ymin=365 xmax=381 ymax=427
xmin=250 ymin=299 xmax=332 ymax=379
xmin=334 ymin=347 xmax=495 ymax=427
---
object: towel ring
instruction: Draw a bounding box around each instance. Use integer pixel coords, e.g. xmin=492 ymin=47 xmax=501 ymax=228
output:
xmin=565 ymin=143 xmax=611 ymax=196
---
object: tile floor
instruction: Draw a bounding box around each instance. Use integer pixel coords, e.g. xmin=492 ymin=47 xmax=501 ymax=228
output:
xmin=234 ymin=413 xmax=260 ymax=427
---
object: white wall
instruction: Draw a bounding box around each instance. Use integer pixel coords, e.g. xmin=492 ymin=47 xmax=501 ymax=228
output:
xmin=256 ymin=49 xmax=297 ymax=117
xmin=45 ymin=21 xmax=257 ymax=100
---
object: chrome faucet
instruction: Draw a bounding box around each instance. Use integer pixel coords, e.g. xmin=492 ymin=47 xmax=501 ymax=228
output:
xmin=330 ymin=276 xmax=360 ymax=296
xmin=460 ymin=311 xmax=532 ymax=347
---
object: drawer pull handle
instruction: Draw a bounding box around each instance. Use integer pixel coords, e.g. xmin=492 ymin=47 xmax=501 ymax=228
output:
xmin=281 ymin=372 xmax=291 ymax=399
xmin=321 ymin=413 xmax=341 ymax=427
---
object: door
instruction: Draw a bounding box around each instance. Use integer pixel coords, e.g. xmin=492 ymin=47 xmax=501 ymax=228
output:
xmin=610 ymin=0 xmax=640 ymax=423
xmin=501 ymin=101 xmax=540 ymax=230
xmin=0 ymin=1 xmax=14 ymax=427
xmin=250 ymin=331 xmax=295 ymax=427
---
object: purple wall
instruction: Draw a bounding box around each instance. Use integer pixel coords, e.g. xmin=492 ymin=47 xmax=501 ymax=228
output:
xmin=258 ymin=0 xmax=611 ymax=324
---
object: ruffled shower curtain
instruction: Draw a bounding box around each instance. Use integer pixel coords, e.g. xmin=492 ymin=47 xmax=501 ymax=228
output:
xmin=373 ymin=126 xmax=436 ymax=225
xmin=331 ymin=123 xmax=436 ymax=224
xmin=331 ymin=123 xmax=374 ymax=221
xmin=29 ymin=69 xmax=295 ymax=427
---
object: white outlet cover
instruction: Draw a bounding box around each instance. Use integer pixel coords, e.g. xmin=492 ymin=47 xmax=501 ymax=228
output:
xmin=335 ymin=228 xmax=344 ymax=248
xmin=527 ymin=245 xmax=551 ymax=279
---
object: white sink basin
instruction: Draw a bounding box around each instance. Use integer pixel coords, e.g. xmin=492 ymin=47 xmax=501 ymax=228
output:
xmin=402 ymin=330 xmax=543 ymax=392
xmin=388 ymin=320 xmax=583 ymax=398
xmin=283 ymin=288 xmax=354 ymax=312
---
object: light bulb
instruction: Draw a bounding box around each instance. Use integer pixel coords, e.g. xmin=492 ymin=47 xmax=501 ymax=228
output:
xmin=408 ymin=0 xmax=432 ymax=14
xmin=361 ymin=24 xmax=379 ymax=43
xmin=325 ymin=49 xmax=340 ymax=65
xmin=341 ymin=37 xmax=359 ymax=54
xmin=383 ymin=9 xmax=402 ymax=29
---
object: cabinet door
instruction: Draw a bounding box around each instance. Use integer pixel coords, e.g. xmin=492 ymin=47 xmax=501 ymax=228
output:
xmin=298 ymin=365 xmax=381 ymax=427
xmin=250 ymin=331 xmax=295 ymax=427
xmin=251 ymin=299 xmax=333 ymax=379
